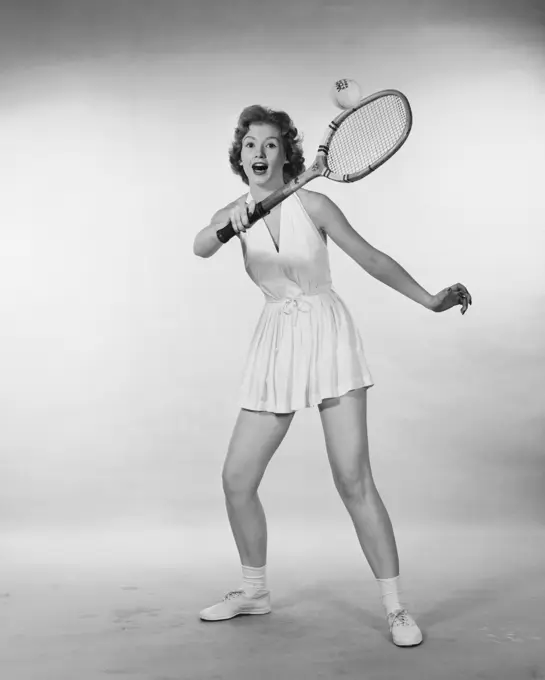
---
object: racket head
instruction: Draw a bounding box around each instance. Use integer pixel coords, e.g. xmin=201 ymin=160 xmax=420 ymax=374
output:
xmin=316 ymin=89 xmax=412 ymax=183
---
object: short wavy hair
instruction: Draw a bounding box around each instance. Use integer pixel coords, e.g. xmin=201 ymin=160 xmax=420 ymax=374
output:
xmin=228 ymin=105 xmax=305 ymax=185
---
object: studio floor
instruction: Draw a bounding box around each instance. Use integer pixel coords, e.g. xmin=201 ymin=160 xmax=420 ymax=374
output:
xmin=1 ymin=523 xmax=544 ymax=680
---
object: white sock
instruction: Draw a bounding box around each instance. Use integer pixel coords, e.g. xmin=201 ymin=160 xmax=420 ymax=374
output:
xmin=376 ymin=575 xmax=403 ymax=616
xmin=241 ymin=564 xmax=267 ymax=594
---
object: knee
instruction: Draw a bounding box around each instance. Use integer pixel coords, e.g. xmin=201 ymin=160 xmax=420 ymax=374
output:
xmin=222 ymin=469 xmax=256 ymax=500
xmin=335 ymin=474 xmax=375 ymax=503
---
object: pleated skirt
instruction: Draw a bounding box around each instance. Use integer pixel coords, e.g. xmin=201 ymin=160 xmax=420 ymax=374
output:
xmin=239 ymin=288 xmax=374 ymax=413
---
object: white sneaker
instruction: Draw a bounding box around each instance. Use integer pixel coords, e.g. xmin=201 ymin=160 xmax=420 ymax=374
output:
xmin=387 ymin=608 xmax=423 ymax=646
xmin=199 ymin=588 xmax=272 ymax=621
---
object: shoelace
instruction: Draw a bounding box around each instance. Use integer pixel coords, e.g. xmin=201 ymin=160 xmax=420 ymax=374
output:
xmin=389 ymin=609 xmax=412 ymax=627
xmin=223 ymin=589 xmax=244 ymax=601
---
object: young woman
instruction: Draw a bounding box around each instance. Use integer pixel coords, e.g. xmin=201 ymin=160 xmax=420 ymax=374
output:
xmin=193 ymin=105 xmax=472 ymax=647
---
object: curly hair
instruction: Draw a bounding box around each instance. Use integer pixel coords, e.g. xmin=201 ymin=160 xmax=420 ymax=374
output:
xmin=228 ymin=105 xmax=305 ymax=185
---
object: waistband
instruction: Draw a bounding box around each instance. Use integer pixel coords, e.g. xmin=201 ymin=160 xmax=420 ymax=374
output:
xmin=264 ymin=288 xmax=334 ymax=326
xmin=264 ymin=287 xmax=333 ymax=303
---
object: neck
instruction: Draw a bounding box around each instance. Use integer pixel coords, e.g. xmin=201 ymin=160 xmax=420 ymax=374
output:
xmin=248 ymin=176 xmax=285 ymax=203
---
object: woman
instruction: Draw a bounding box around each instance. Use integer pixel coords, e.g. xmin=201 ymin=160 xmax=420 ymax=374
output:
xmin=193 ymin=105 xmax=472 ymax=647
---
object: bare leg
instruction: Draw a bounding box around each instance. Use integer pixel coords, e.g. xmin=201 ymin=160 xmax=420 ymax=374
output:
xmin=318 ymin=388 xmax=399 ymax=578
xmin=222 ymin=408 xmax=294 ymax=567
xmin=340 ymin=478 xmax=399 ymax=578
xmin=224 ymin=495 xmax=269 ymax=568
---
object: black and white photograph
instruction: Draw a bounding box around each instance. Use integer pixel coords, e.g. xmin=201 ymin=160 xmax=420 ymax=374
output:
xmin=1 ymin=1 xmax=544 ymax=678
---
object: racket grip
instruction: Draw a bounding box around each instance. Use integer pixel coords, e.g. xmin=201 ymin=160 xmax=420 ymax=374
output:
xmin=216 ymin=222 xmax=236 ymax=244
xmin=216 ymin=202 xmax=269 ymax=244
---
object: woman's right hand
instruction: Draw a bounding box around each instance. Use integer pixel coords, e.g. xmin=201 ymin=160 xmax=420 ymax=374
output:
xmin=229 ymin=197 xmax=256 ymax=234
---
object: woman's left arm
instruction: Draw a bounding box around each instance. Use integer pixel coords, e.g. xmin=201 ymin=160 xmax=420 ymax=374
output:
xmin=311 ymin=192 xmax=472 ymax=314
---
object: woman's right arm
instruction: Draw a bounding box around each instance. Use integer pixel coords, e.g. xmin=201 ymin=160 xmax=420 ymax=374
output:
xmin=193 ymin=206 xmax=233 ymax=259
xmin=193 ymin=194 xmax=254 ymax=258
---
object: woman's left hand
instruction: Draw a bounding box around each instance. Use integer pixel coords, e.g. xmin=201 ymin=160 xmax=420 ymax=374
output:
xmin=429 ymin=283 xmax=473 ymax=315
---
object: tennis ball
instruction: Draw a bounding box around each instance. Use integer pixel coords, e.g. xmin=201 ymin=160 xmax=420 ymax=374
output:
xmin=330 ymin=78 xmax=362 ymax=109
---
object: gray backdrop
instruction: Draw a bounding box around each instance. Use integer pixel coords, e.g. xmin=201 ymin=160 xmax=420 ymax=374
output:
xmin=1 ymin=1 xmax=544 ymax=679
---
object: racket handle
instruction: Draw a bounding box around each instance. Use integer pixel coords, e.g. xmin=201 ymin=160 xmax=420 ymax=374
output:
xmin=216 ymin=202 xmax=269 ymax=244
xmin=216 ymin=222 xmax=236 ymax=243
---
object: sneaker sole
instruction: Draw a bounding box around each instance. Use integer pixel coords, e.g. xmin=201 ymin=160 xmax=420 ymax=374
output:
xmin=393 ymin=633 xmax=424 ymax=647
xmin=200 ymin=607 xmax=272 ymax=621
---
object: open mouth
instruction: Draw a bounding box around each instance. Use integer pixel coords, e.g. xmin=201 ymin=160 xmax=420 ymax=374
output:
xmin=251 ymin=162 xmax=268 ymax=175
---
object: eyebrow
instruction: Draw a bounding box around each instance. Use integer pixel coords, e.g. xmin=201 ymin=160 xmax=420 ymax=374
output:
xmin=243 ymin=135 xmax=280 ymax=141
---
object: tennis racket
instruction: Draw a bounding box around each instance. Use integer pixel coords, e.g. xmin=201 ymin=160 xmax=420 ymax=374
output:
xmin=216 ymin=88 xmax=412 ymax=244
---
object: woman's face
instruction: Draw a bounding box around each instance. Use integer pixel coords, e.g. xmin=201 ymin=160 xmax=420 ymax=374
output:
xmin=240 ymin=123 xmax=286 ymax=188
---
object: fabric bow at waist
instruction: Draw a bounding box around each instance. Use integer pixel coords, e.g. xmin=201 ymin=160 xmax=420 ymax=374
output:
xmin=280 ymin=297 xmax=312 ymax=326
xmin=265 ymin=289 xmax=331 ymax=327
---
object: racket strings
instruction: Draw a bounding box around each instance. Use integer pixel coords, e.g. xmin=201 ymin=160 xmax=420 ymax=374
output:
xmin=327 ymin=95 xmax=408 ymax=176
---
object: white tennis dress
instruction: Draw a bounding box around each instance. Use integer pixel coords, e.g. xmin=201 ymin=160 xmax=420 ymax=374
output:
xmin=238 ymin=192 xmax=374 ymax=413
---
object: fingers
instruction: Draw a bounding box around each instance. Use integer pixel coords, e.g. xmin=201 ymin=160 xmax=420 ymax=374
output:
xmin=452 ymin=282 xmax=472 ymax=315
xmin=439 ymin=283 xmax=473 ymax=315
xmin=229 ymin=202 xmax=251 ymax=234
